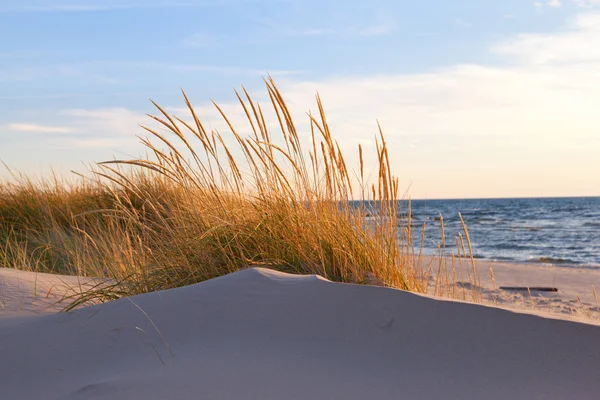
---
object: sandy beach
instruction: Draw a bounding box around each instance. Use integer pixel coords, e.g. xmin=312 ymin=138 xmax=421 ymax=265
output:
xmin=4 ymin=1 xmax=600 ymax=397
xmin=424 ymin=256 xmax=600 ymax=323
xmin=2 ymin=260 xmax=600 ymax=399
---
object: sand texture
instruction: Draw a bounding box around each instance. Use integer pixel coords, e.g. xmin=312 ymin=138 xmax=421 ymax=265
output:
xmin=2 ymin=266 xmax=600 ymax=399
xmin=0 ymin=267 xmax=107 ymax=317
xmin=426 ymin=257 xmax=600 ymax=321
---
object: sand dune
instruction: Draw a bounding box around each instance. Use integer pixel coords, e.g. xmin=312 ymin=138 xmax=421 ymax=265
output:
xmin=0 ymin=267 xmax=107 ymax=317
xmin=2 ymin=266 xmax=600 ymax=399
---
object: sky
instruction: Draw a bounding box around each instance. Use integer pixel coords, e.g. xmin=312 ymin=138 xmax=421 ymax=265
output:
xmin=1 ymin=0 xmax=600 ymax=199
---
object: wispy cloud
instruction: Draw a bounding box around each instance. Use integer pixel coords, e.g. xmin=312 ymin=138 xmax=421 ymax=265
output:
xmin=2 ymin=109 xmax=145 ymax=148
xmin=253 ymin=12 xmax=396 ymax=39
xmin=4 ymin=9 xmax=600 ymax=197
xmin=0 ymin=60 xmax=305 ymax=83
xmin=135 ymin=62 xmax=303 ymax=76
xmin=492 ymin=12 xmax=600 ymax=64
xmin=0 ymin=63 xmax=123 ymax=83
xmin=0 ymin=91 xmax=173 ymax=101
xmin=548 ymin=0 xmax=562 ymax=7
xmin=63 ymin=108 xmax=145 ymax=136
xmin=572 ymin=0 xmax=600 ymax=7
xmin=178 ymin=11 xmax=600 ymax=197
xmin=6 ymin=123 xmax=73 ymax=133
xmin=250 ymin=17 xmax=333 ymax=38
xmin=7 ymin=5 xmax=600 ymax=198
xmin=68 ymin=138 xmax=136 ymax=148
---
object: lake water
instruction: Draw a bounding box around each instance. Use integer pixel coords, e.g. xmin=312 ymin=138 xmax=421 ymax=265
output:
xmin=365 ymin=197 xmax=600 ymax=268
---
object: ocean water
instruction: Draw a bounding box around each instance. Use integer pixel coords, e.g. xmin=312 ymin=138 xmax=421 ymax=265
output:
xmin=366 ymin=197 xmax=600 ymax=268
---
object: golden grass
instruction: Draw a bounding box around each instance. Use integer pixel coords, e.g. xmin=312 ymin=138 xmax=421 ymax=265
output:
xmin=1 ymin=79 xmax=599 ymax=323
xmin=1 ymin=79 xmax=434 ymax=307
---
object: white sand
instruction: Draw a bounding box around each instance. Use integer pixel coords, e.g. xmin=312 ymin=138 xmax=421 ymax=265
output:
xmin=424 ymin=257 xmax=600 ymax=322
xmin=0 ymin=267 xmax=108 ymax=317
xmin=2 ymin=264 xmax=600 ymax=399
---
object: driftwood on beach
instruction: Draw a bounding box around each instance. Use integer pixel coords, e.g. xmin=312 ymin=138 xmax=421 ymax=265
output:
xmin=500 ymin=286 xmax=559 ymax=292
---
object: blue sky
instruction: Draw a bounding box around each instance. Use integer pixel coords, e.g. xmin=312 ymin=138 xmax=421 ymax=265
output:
xmin=1 ymin=0 xmax=600 ymax=198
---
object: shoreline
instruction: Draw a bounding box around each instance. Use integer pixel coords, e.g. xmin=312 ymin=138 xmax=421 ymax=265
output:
xmin=420 ymin=255 xmax=600 ymax=324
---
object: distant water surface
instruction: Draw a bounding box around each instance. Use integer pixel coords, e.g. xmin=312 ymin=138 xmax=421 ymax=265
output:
xmin=359 ymin=197 xmax=600 ymax=268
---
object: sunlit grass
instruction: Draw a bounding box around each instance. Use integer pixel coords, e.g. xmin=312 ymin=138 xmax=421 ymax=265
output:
xmin=1 ymin=79 xmax=435 ymax=307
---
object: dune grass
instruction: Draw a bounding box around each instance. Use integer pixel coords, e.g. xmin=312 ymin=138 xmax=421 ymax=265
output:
xmin=1 ymin=78 xmax=443 ymax=307
xmin=3 ymin=80 xmax=599 ymax=323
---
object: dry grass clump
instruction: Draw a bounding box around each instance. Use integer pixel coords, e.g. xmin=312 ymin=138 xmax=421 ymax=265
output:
xmin=0 ymin=79 xmax=430 ymax=307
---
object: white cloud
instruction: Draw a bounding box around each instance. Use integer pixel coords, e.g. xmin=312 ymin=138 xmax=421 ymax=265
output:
xmin=2 ymin=109 xmax=145 ymax=148
xmin=572 ymin=0 xmax=600 ymax=7
xmin=151 ymin=40 xmax=600 ymax=197
xmin=4 ymin=11 xmax=600 ymax=197
xmin=220 ymin=12 xmax=600 ymax=197
xmin=548 ymin=0 xmax=562 ymax=7
xmin=492 ymin=13 xmax=600 ymax=64
xmin=271 ymin=64 xmax=600 ymax=145
xmin=6 ymin=123 xmax=73 ymax=133
xmin=59 ymin=108 xmax=146 ymax=147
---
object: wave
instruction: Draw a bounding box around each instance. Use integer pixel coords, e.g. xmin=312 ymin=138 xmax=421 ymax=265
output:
xmin=550 ymin=206 xmax=583 ymax=213
xmin=524 ymin=226 xmax=543 ymax=232
xmin=466 ymin=217 xmax=504 ymax=224
xmin=508 ymin=225 xmax=543 ymax=232
xmin=529 ymin=257 xmax=580 ymax=265
xmin=489 ymin=243 xmax=538 ymax=251
xmin=452 ymin=253 xmax=485 ymax=259
xmin=491 ymin=256 xmax=517 ymax=262
xmin=456 ymin=209 xmax=499 ymax=217
xmin=582 ymin=221 xmax=600 ymax=227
